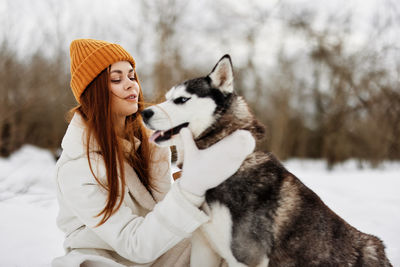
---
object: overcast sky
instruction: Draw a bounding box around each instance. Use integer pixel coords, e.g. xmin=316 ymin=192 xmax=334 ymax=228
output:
xmin=0 ymin=0 xmax=398 ymax=72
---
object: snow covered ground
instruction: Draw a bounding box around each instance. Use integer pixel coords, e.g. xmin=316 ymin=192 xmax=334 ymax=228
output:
xmin=0 ymin=145 xmax=399 ymax=266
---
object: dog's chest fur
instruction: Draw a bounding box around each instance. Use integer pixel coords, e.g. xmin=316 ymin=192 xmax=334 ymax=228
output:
xmin=201 ymin=152 xmax=283 ymax=266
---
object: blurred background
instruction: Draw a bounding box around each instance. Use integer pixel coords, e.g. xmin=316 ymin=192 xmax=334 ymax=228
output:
xmin=1 ymin=1 xmax=400 ymax=265
xmin=0 ymin=0 xmax=399 ymax=168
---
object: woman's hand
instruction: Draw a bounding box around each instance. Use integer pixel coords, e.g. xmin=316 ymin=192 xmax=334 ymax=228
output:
xmin=178 ymin=128 xmax=255 ymax=196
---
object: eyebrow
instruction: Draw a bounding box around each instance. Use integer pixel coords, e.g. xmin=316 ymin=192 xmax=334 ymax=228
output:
xmin=110 ymin=69 xmax=134 ymax=74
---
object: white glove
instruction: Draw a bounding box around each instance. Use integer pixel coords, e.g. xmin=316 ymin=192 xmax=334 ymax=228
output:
xmin=179 ymin=128 xmax=255 ymax=197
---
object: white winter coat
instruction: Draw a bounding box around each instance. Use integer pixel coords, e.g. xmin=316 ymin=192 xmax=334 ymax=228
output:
xmin=52 ymin=113 xmax=208 ymax=267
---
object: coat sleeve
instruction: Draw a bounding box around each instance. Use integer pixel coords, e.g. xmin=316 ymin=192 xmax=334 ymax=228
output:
xmin=57 ymin=157 xmax=209 ymax=264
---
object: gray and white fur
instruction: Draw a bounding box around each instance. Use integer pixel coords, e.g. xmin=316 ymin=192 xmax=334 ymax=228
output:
xmin=141 ymin=55 xmax=392 ymax=267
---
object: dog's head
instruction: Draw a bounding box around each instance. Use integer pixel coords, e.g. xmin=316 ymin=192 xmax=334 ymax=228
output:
xmin=142 ymin=54 xmax=265 ymax=148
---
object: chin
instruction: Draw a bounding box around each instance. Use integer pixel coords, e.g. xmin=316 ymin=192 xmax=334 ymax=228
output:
xmin=125 ymin=106 xmax=138 ymax=116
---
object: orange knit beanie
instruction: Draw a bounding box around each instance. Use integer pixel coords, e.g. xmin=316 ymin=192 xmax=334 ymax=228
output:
xmin=70 ymin=39 xmax=135 ymax=103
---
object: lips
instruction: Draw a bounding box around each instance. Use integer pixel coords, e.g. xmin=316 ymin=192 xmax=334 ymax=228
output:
xmin=149 ymin=123 xmax=189 ymax=143
xmin=125 ymin=94 xmax=137 ymax=101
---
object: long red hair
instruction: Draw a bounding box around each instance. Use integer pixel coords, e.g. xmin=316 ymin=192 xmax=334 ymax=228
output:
xmin=70 ymin=67 xmax=153 ymax=226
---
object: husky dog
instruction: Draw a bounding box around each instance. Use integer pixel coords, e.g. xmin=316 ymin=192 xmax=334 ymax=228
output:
xmin=141 ymin=55 xmax=392 ymax=267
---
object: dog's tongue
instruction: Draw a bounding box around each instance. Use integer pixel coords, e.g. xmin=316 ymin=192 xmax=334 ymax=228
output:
xmin=149 ymin=131 xmax=162 ymax=143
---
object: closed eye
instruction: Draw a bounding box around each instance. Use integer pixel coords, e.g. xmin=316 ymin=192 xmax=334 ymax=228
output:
xmin=173 ymin=97 xmax=191 ymax=104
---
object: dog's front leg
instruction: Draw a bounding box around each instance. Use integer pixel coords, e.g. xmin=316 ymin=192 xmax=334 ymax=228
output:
xmin=190 ymin=228 xmax=222 ymax=267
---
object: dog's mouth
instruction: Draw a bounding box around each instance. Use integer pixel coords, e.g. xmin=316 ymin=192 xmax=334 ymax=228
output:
xmin=149 ymin=122 xmax=189 ymax=143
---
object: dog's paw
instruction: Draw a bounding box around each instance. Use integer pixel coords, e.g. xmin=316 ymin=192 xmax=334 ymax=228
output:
xmin=229 ymin=130 xmax=256 ymax=155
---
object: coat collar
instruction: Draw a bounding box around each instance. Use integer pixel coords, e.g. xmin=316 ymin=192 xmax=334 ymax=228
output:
xmin=61 ymin=113 xmax=156 ymax=210
xmin=61 ymin=113 xmax=141 ymax=159
xmin=124 ymin=167 xmax=156 ymax=211
xmin=61 ymin=113 xmax=88 ymax=159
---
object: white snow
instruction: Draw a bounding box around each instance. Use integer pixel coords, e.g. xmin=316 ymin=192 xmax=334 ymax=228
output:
xmin=0 ymin=145 xmax=64 ymax=266
xmin=0 ymin=145 xmax=399 ymax=266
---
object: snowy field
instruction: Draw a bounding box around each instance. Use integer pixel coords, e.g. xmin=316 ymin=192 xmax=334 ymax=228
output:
xmin=0 ymin=145 xmax=399 ymax=266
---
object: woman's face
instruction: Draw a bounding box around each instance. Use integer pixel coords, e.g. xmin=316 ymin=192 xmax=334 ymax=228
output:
xmin=108 ymin=61 xmax=140 ymax=118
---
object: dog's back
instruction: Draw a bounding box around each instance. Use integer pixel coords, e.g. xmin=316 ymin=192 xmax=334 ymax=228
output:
xmin=203 ymin=152 xmax=392 ymax=266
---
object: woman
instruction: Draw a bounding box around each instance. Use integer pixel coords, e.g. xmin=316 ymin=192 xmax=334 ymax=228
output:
xmin=52 ymin=39 xmax=254 ymax=267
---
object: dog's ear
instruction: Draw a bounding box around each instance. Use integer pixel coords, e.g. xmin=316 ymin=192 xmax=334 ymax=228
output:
xmin=208 ymin=54 xmax=234 ymax=93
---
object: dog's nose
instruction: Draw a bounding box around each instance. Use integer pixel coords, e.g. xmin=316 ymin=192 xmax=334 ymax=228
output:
xmin=141 ymin=109 xmax=154 ymax=123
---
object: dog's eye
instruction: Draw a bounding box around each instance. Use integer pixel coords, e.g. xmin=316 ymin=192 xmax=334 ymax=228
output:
xmin=173 ymin=97 xmax=191 ymax=104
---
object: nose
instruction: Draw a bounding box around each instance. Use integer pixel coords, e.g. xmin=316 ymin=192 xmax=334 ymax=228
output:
xmin=141 ymin=109 xmax=154 ymax=123
xmin=125 ymin=78 xmax=138 ymax=90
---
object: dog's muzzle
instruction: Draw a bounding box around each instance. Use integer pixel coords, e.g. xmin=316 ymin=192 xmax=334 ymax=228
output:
xmin=149 ymin=122 xmax=189 ymax=143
